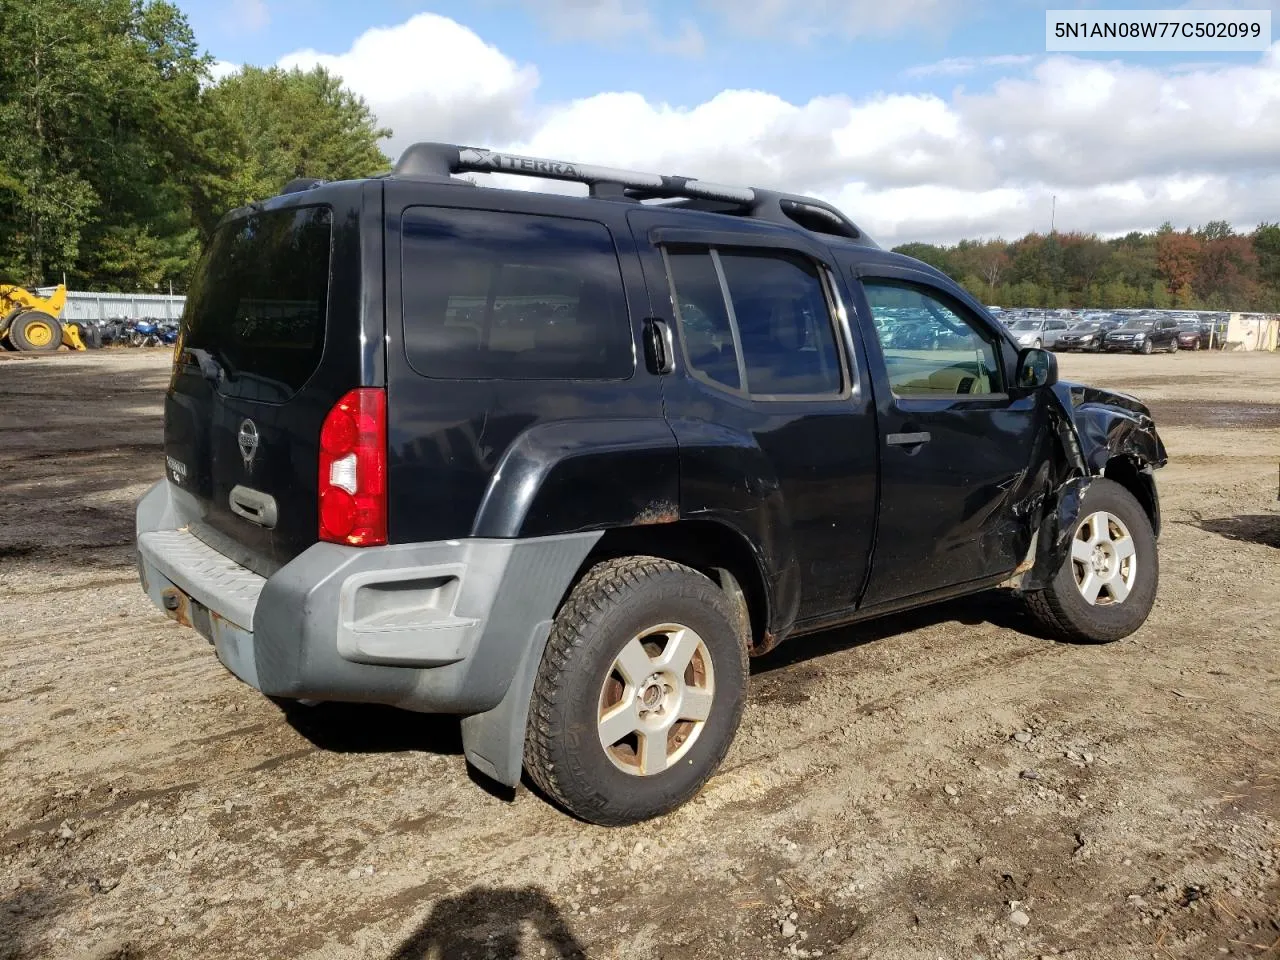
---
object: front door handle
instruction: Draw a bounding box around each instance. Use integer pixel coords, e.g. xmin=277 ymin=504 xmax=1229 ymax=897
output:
xmin=886 ymin=431 xmax=931 ymax=447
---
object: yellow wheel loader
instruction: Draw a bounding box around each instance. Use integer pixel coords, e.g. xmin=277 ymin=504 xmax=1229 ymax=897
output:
xmin=0 ymin=284 xmax=85 ymax=352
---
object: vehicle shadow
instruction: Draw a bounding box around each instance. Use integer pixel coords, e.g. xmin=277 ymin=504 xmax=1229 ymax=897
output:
xmin=1192 ymin=514 xmax=1280 ymax=549
xmin=752 ymin=588 xmax=1043 ymax=674
xmin=277 ymin=701 xmax=527 ymax=800
xmin=387 ymin=885 xmax=588 ymax=960
xmin=274 ymin=700 xmax=464 ymax=756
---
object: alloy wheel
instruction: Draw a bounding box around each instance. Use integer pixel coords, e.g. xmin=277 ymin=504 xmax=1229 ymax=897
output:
xmin=597 ymin=623 xmax=716 ymax=776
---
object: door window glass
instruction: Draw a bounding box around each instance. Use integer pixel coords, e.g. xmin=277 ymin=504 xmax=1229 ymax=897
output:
xmin=862 ymin=281 xmax=1003 ymax=397
xmin=666 ymin=248 xmax=843 ymax=397
xmin=718 ymin=251 xmax=842 ymax=396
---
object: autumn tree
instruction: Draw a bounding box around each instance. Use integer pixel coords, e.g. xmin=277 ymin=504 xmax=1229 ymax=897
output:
xmin=1060 ymin=233 xmax=1110 ymax=294
xmin=1194 ymin=234 xmax=1257 ymax=308
xmin=1156 ymin=230 xmax=1201 ymax=303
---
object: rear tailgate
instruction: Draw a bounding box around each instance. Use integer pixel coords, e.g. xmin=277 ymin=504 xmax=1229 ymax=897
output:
xmin=163 ymin=184 xmax=379 ymax=577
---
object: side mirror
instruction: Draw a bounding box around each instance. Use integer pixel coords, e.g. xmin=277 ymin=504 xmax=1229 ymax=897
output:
xmin=1015 ymin=347 xmax=1058 ymax=390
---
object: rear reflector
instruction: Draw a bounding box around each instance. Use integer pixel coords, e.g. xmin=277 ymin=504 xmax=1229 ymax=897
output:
xmin=318 ymin=388 xmax=387 ymax=546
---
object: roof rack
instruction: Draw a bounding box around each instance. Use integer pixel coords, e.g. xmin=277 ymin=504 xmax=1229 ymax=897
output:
xmin=392 ymin=142 xmax=876 ymax=246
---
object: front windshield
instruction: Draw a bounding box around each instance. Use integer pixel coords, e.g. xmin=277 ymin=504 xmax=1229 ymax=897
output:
xmin=1070 ymin=322 xmax=1100 ymax=331
xmin=1010 ymin=320 xmax=1041 ymax=331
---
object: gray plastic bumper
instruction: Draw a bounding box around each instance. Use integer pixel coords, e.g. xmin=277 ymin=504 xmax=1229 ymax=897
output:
xmin=135 ymin=480 xmax=600 ymax=784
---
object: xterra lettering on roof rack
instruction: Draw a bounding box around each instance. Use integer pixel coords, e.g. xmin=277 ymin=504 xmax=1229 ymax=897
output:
xmin=390 ymin=141 xmax=877 ymax=245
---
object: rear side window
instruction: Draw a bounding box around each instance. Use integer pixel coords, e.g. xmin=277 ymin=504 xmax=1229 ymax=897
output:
xmin=665 ymin=247 xmax=843 ymax=398
xmin=401 ymin=208 xmax=633 ymax=380
xmin=180 ymin=205 xmax=332 ymax=402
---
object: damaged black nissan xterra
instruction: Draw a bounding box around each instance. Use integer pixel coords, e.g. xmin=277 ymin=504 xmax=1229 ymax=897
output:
xmin=136 ymin=144 xmax=1168 ymax=826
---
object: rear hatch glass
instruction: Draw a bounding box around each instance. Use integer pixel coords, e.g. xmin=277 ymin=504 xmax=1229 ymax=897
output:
xmin=180 ymin=206 xmax=332 ymax=401
xmin=166 ymin=204 xmax=336 ymax=576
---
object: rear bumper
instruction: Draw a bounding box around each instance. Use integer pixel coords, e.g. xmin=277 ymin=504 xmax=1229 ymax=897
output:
xmin=135 ymin=479 xmax=599 ymax=715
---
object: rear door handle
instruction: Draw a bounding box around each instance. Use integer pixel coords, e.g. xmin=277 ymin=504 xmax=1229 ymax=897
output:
xmin=643 ymin=317 xmax=675 ymax=375
xmin=229 ymin=485 xmax=278 ymax=528
xmin=886 ymin=431 xmax=931 ymax=447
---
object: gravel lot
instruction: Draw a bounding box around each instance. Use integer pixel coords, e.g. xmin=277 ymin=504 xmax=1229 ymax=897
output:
xmin=1 ymin=348 xmax=1277 ymax=960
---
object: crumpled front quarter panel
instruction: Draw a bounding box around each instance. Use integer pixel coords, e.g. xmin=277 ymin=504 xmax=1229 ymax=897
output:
xmin=1058 ymin=383 xmax=1169 ymax=474
xmin=1020 ymin=380 xmax=1168 ymax=590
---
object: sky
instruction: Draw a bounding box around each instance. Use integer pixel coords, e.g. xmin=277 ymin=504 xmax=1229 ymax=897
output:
xmin=182 ymin=0 xmax=1280 ymax=247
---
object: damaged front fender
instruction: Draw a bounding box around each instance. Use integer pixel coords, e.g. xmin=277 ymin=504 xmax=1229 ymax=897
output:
xmin=1013 ymin=381 xmax=1167 ymax=593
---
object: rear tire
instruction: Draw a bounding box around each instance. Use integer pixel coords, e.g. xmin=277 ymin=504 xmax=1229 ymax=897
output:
xmin=8 ymin=311 xmax=61 ymax=352
xmin=525 ymin=556 xmax=748 ymax=826
xmin=1024 ymin=478 xmax=1158 ymax=644
xmin=1169 ymin=338 xmax=1178 ymax=353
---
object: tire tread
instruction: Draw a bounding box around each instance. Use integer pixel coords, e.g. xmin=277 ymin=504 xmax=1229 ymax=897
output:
xmin=524 ymin=556 xmax=744 ymax=825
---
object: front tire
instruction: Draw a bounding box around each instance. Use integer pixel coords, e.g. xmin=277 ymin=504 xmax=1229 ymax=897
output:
xmin=8 ymin=311 xmax=62 ymax=352
xmin=1169 ymin=338 xmax=1178 ymax=353
xmin=525 ymin=556 xmax=748 ymax=826
xmin=1024 ymin=478 xmax=1158 ymax=644
xmin=1140 ymin=339 xmax=1153 ymax=355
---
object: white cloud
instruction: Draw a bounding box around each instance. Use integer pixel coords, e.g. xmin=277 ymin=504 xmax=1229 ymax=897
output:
xmin=700 ymin=0 xmax=969 ymax=42
xmin=513 ymin=0 xmax=705 ymax=55
xmin=231 ymin=0 xmax=268 ymax=32
xmin=655 ymin=19 xmax=706 ymax=57
xmin=522 ymin=0 xmax=649 ymax=41
xmin=278 ymin=13 xmax=539 ymax=155
xmin=278 ymin=15 xmax=1280 ymax=245
xmin=208 ymin=60 xmax=241 ymax=82
xmin=904 ymin=54 xmax=1034 ymax=78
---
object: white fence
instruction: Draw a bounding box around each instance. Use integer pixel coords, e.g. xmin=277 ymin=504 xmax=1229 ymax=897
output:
xmin=36 ymin=288 xmax=186 ymax=322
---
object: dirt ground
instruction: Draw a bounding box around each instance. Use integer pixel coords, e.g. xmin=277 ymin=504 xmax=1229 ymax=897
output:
xmin=1 ymin=348 xmax=1277 ymax=960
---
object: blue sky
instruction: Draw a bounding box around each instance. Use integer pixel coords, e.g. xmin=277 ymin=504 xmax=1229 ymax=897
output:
xmin=183 ymin=0 xmax=1270 ymax=105
xmin=177 ymin=0 xmax=1280 ymax=244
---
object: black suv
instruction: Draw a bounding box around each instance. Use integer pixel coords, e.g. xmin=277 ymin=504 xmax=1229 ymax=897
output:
xmin=1054 ymin=319 xmax=1119 ymax=352
xmin=1104 ymin=316 xmax=1181 ymax=353
xmin=136 ymin=143 xmax=1167 ymax=826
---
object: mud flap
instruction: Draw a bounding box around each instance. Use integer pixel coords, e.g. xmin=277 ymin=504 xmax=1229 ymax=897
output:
xmin=460 ymin=619 xmax=554 ymax=788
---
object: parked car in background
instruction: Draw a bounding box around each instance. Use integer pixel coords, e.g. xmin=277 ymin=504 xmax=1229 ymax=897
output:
xmin=1176 ymin=321 xmax=1210 ymax=351
xmin=1054 ymin=320 xmax=1120 ymax=353
xmin=1104 ymin=317 xmax=1181 ymax=354
xmin=1009 ymin=317 xmax=1071 ymax=349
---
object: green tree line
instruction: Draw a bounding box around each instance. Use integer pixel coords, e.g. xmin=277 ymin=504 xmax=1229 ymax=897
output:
xmin=895 ymin=221 xmax=1280 ymax=313
xmin=0 ymin=0 xmax=390 ymax=291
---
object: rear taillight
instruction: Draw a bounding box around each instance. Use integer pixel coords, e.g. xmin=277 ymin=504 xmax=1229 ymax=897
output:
xmin=318 ymin=388 xmax=387 ymax=547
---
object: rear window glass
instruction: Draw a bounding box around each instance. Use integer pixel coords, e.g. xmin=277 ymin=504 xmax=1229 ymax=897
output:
xmin=180 ymin=205 xmax=332 ymax=402
xmin=401 ymin=208 xmax=633 ymax=380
